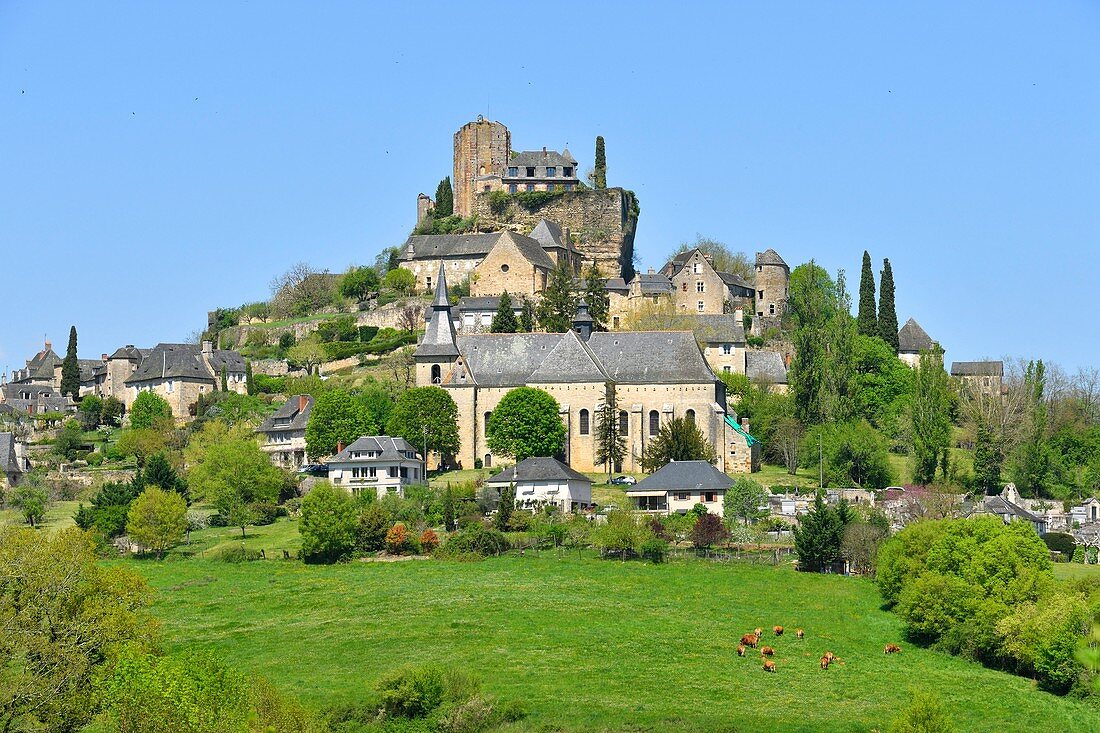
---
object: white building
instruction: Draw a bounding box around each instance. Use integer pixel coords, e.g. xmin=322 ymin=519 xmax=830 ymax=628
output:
xmin=326 ymin=436 xmax=424 ymax=500
xmin=626 ymin=460 xmax=734 ymax=516
xmin=485 ymin=456 xmax=593 ymax=512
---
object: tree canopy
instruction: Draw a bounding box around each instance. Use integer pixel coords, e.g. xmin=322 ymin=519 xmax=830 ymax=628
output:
xmin=671 ymin=235 xmax=754 ymax=282
xmin=387 ymin=386 xmax=460 ymax=459
xmin=490 ymin=291 xmax=519 ymax=333
xmin=641 ymin=416 xmax=716 ymax=473
xmin=487 ymin=387 xmax=567 ymax=461
xmin=536 ymin=260 xmax=578 ymax=333
xmin=130 ymin=391 xmax=173 ymax=429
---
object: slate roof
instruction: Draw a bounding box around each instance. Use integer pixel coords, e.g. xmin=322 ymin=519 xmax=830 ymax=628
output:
xmin=125 ymin=343 xmax=244 ymax=384
xmin=627 ymin=460 xmax=734 ymax=493
xmin=529 ymin=219 xmax=568 ymax=251
xmin=692 ymin=315 xmax=746 ymax=345
xmin=418 ymin=264 xmax=461 ymax=358
xmin=486 ymin=456 xmax=592 ymax=485
xmin=456 ymin=295 xmax=527 ymax=313
xmin=968 ymin=494 xmax=1043 ymax=524
xmin=456 ymin=332 xmax=590 ymax=386
xmin=755 ymin=249 xmax=788 ymax=268
xmin=79 ymin=359 xmax=103 ymax=383
xmin=2 ymin=383 xmax=61 ymax=400
xmin=897 ymin=318 xmax=935 ymax=353
xmin=330 ymin=435 xmax=419 ymax=463
xmin=0 ymin=432 xmax=23 ymax=476
xmin=498 ymin=231 xmax=556 ymax=270
xmin=509 ymin=149 xmax=577 ymax=168
xmin=951 ymin=361 xmax=1003 ymax=377
xmin=718 ymin=271 xmax=755 ymax=295
xmin=527 ymin=330 xmax=604 ymax=383
xmin=109 ymin=345 xmax=147 ymax=361
xmin=587 ymin=332 xmax=715 ymax=384
xmin=604 ymin=277 xmax=629 ymax=294
xmin=400 ymin=232 xmax=503 ymax=260
xmin=257 ymin=395 xmax=313 ymax=434
xmin=25 ymin=345 xmax=62 ymax=377
xmin=745 ymin=351 xmax=788 ymax=385
xmin=632 ymin=272 xmax=674 ymax=295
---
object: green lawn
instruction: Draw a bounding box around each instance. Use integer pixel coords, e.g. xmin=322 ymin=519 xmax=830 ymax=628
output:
xmin=129 ymin=554 xmax=1099 ymax=732
xmin=1054 ymin=562 xmax=1100 ymax=582
xmin=0 ymin=499 xmax=82 ymax=532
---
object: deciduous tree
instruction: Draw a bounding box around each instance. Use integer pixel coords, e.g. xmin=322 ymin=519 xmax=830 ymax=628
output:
xmin=486 ymin=387 xmax=566 ymax=461
xmin=305 ymin=389 xmax=371 ymax=458
xmin=126 ymin=486 xmax=188 ymax=558
xmin=910 ymin=349 xmax=953 ymax=485
xmin=387 ymin=386 xmax=460 ymax=460
xmin=300 ymin=481 xmax=358 ymax=563
xmin=671 ymin=236 xmax=754 ymax=282
xmin=723 ymin=477 xmax=768 ymax=527
xmin=582 ymin=261 xmax=610 ymax=331
xmin=130 ymin=391 xmax=173 ymax=429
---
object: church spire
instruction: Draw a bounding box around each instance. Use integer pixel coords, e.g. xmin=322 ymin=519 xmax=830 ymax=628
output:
xmin=416 ymin=262 xmax=459 ymax=358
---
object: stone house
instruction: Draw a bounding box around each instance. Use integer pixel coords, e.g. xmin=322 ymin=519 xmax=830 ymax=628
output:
xmin=415 ymin=264 xmax=746 ymax=474
xmin=124 ymin=342 xmax=247 ymax=419
xmin=951 ymin=361 xmax=1004 ymax=399
xmin=660 ymin=248 xmax=755 ymax=316
xmin=484 ymin=456 xmax=593 ymax=512
xmin=693 ymin=314 xmax=747 ymax=376
xmin=745 ymin=351 xmax=790 ymax=393
xmin=9 ymin=340 xmax=63 ymax=387
xmin=453 ymin=295 xmax=529 ymax=333
xmin=471 ymin=230 xmax=558 ymax=297
xmin=0 ymin=381 xmax=74 ymax=415
xmin=752 ymin=249 xmax=790 ymax=335
xmin=963 ymin=484 xmax=1047 ymax=535
xmin=256 ymin=395 xmax=313 ymax=468
xmin=1071 ymin=498 xmax=1100 ymax=527
xmin=0 ymin=432 xmax=29 ymax=487
xmin=897 ymin=318 xmax=939 ymax=368
xmin=724 ymin=415 xmax=761 ymax=473
xmin=326 ymin=436 xmax=424 ymax=500
xmin=626 ymin=460 xmax=736 ymax=516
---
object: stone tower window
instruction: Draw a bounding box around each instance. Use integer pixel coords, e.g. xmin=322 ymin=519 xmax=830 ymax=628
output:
xmin=431 ymin=365 xmax=441 ymax=384
xmin=685 ymin=409 xmax=696 ymax=424
xmin=579 ymin=409 xmax=590 ymax=435
xmin=500 ymin=264 xmax=509 ymax=273
xmin=484 ymin=412 xmax=492 ymax=433
xmin=769 ymin=304 xmax=775 ymax=315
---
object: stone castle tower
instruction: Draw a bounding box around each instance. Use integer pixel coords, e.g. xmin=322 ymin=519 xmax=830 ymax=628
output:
xmin=752 ymin=249 xmax=789 ymax=336
xmin=453 ymin=116 xmax=510 ymax=217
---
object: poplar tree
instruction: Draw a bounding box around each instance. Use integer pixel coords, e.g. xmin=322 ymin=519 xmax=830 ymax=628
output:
xmin=594 ymin=391 xmax=626 ymax=482
xmin=877 ymin=258 xmax=899 ymax=352
xmin=857 ymin=251 xmax=878 ymax=337
xmin=245 ymin=361 xmax=255 ymax=395
xmin=536 ymin=260 xmax=578 ymax=333
xmin=582 ymin=261 xmax=610 ymax=331
xmin=910 ymin=348 xmax=953 ymax=486
xmin=61 ymin=326 xmax=80 ymax=399
xmin=434 ymin=176 xmax=453 ymax=217
xmin=490 ymin=291 xmax=519 ymax=333
xmin=593 ymin=136 xmax=607 ymax=189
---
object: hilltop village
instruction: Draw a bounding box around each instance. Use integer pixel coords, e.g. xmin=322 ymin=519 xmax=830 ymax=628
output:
xmin=4 ymin=117 xmax=1100 ymax=730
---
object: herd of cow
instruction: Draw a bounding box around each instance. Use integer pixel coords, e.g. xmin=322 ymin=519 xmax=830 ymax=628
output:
xmin=735 ymin=625 xmax=903 ymax=673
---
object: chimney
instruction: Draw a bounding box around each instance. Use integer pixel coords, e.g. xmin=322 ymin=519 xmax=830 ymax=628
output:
xmin=101 ymin=353 xmax=108 ymax=362
xmin=647 ymin=267 xmax=654 ymax=275
xmin=298 ymin=395 xmax=308 ymax=413
xmin=201 ymin=340 xmax=213 ymax=356
xmin=562 ymin=226 xmax=571 ymax=246
xmin=542 ymin=146 xmax=547 ymax=157
xmin=44 ymin=340 xmax=51 ymax=350
xmin=336 ymin=440 xmax=345 ymax=454
xmin=734 ymin=308 xmax=744 ymax=327
xmin=741 ymin=417 xmax=750 ymax=431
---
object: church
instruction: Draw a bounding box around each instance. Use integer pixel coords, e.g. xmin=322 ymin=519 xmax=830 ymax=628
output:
xmin=414 ymin=264 xmax=756 ymax=474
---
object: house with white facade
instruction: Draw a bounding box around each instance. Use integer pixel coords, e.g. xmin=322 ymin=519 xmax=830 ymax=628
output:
xmin=626 ymin=460 xmax=734 ymax=516
xmin=484 ymin=456 xmax=593 ymax=512
xmin=256 ymin=395 xmax=313 ymax=468
xmin=326 ymin=436 xmax=424 ymax=500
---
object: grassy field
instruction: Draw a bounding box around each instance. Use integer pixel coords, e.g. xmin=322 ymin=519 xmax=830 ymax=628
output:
xmin=129 ymin=553 xmax=1100 ymax=733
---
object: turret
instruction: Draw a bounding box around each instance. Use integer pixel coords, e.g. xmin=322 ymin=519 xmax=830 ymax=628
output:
xmin=415 ymin=263 xmax=459 ymax=385
xmin=572 ymin=299 xmax=594 ymax=342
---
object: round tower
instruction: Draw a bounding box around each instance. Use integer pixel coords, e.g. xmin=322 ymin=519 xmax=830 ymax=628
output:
xmin=752 ymin=249 xmax=789 ymax=335
xmin=453 ymin=117 xmax=510 ymax=218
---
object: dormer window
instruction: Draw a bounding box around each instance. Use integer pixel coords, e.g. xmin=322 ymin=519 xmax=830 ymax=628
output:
xmin=546 ymin=166 xmax=556 ymax=177
xmin=508 ymin=166 xmax=518 ymax=177
xmin=526 ymin=167 xmax=535 ymax=177
xmin=563 ymin=166 xmax=573 ymax=177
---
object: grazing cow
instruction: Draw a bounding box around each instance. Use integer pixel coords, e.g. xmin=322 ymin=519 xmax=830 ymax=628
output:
xmin=737 ymin=644 xmax=746 ymax=657
xmin=740 ymin=633 xmax=759 ymax=648
xmin=820 ymin=656 xmax=831 ymax=670
xmin=773 ymin=625 xmax=784 ymax=636
xmin=795 ymin=628 xmax=805 ymax=640
xmin=754 ymin=627 xmax=763 ymax=638
xmin=884 ymin=643 xmax=902 ymax=654
xmin=763 ymin=659 xmax=776 ymax=673
xmin=824 ymin=651 xmax=836 ymax=663
xmin=760 ymin=646 xmax=776 ymax=657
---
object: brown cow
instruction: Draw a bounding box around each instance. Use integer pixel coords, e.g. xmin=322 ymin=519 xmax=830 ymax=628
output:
xmin=760 ymin=646 xmax=776 ymax=657
xmin=754 ymin=627 xmax=763 ymax=637
xmin=884 ymin=643 xmax=902 ymax=654
xmin=823 ymin=651 xmax=836 ymax=663
xmin=795 ymin=628 xmax=805 ymax=640
xmin=737 ymin=644 xmax=746 ymax=657
xmin=740 ymin=633 xmax=759 ymax=648
xmin=773 ymin=625 xmax=784 ymax=636
xmin=763 ymin=659 xmax=776 ymax=673
xmin=820 ymin=656 xmax=831 ymax=670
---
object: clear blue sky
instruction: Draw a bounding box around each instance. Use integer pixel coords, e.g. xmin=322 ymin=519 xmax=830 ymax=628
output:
xmin=2 ymin=2 xmax=1098 ymax=371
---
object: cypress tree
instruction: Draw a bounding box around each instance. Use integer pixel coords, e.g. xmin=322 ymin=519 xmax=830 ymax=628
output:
xmin=490 ymin=291 xmax=519 ymax=333
xmin=245 ymin=361 xmax=255 ymax=396
xmin=536 ymin=260 xmax=578 ymax=333
xmin=856 ymin=251 xmax=878 ymax=337
xmin=877 ymin=258 xmax=899 ymax=352
xmin=434 ymin=176 xmax=453 ymax=217
xmin=582 ymin=261 xmax=610 ymax=331
xmin=519 ymin=300 xmax=536 ymax=333
xmin=442 ymin=486 xmax=456 ymax=532
xmin=593 ymin=136 xmax=607 ymax=189
xmin=220 ymin=365 xmax=228 ymax=392
xmin=61 ymin=325 xmax=80 ymax=400
xmin=494 ymin=484 xmax=515 ymax=531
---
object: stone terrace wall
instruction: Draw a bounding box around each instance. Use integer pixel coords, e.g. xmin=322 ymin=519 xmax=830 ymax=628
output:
xmin=472 ymin=188 xmax=638 ymax=280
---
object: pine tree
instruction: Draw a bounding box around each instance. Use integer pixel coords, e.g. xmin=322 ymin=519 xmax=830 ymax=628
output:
xmin=434 ymin=176 xmax=453 ymax=217
xmin=536 ymin=260 xmax=578 ymax=333
xmin=519 ymin=300 xmax=536 ymax=332
xmin=792 ymin=491 xmax=843 ymax=572
xmin=582 ymin=261 xmax=610 ymax=331
xmin=494 ymin=484 xmax=515 ymax=531
xmin=60 ymin=326 xmax=79 ymax=400
xmin=877 ymin=258 xmax=899 ymax=352
xmin=856 ymin=251 xmax=878 ymax=337
xmin=490 ymin=291 xmax=519 ymax=333
xmin=594 ymin=390 xmax=626 ymax=481
xmin=442 ymin=486 xmax=456 ymax=532
xmin=593 ymin=136 xmax=607 ymax=189
xmin=245 ymin=361 xmax=255 ymax=396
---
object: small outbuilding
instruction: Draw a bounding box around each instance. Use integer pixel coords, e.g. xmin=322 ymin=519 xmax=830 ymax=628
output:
xmin=626 ymin=460 xmax=734 ymax=516
xmin=485 ymin=456 xmax=592 ymax=512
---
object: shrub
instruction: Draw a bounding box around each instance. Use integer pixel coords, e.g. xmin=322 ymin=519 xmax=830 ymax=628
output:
xmin=690 ymin=512 xmax=730 ymax=549
xmin=250 ymin=502 xmax=279 ymax=526
xmin=378 ymin=664 xmax=446 ymax=718
xmin=889 ymin=690 xmax=955 ymax=733
xmin=253 ymin=374 xmax=287 ymax=394
xmin=207 ymin=513 xmax=228 ymax=527
xmin=438 ymin=524 xmax=508 ymax=558
xmin=213 ymin=545 xmax=263 ymax=562
xmin=300 ymin=482 xmax=357 ymax=564
xmin=356 ymin=503 xmax=390 ymax=553
xmin=641 ymin=536 xmax=669 ymax=563
xmin=321 ymin=341 xmax=372 ymax=361
xmin=385 ymin=522 xmax=412 ymax=554
xmin=419 ymin=528 xmax=440 ymax=553
xmin=357 ymin=325 xmax=379 ymax=343
xmin=1042 ymin=531 xmax=1076 ymax=562
xmin=85 ymin=452 xmax=104 ymax=467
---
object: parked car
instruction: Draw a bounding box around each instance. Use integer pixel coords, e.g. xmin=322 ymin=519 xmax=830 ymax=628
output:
xmin=297 ymin=463 xmax=328 ymax=477
xmin=610 ymin=475 xmax=636 ymax=486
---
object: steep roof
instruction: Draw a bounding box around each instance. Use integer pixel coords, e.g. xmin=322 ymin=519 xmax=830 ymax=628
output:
xmin=604 ymin=277 xmax=629 ymax=293
xmin=496 ymin=231 xmax=556 ymax=271
xmin=627 ymin=460 xmax=734 ymax=493
xmin=456 ymin=332 xmax=601 ymax=386
xmin=529 ymin=219 xmax=568 ymax=250
xmin=746 ymin=351 xmax=788 ymax=385
xmin=951 ymin=361 xmax=1003 ymax=377
xmin=456 ymin=295 xmax=527 ymax=313
xmin=0 ymin=432 xmax=23 ymax=476
xmin=897 ymin=318 xmax=935 ymax=353
xmin=755 ymin=249 xmax=788 ymax=268
xmin=400 ymin=232 xmax=503 ymax=260
xmin=125 ymin=344 xmax=244 ymax=384
xmin=486 ymin=456 xmax=592 ymax=485
xmin=509 ymin=149 xmax=577 ymax=167
xmin=718 ymin=271 xmax=755 ymax=293
xmin=692 ymin=315 xmax=746 ymax=345
xmin=109 ymin=345 xmax=147 ymax=361
xmin=257 ymin=395 xmax=313 ymax=434
xmin=417 ymin=263 xmax=460 ymax=358
xmin=632 ymin=272 xmax=674 ymax=295
xmin=587 ymin=332 xmax=715 ymax=384
xmin=330 ymin=435 xmax=418 ymax=463
xmin=527 ymin=330 xmax=605 ymax=383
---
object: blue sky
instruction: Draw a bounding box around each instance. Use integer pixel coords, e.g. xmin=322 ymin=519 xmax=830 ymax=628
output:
xmin=2 ymin=2 xmax=1098 ymax=371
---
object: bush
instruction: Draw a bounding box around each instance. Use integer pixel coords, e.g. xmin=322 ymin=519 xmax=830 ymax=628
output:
xmin=385 ymin=522 xmax=415 ymax=554
xmin=207 ymin=513 xmax=228 ymax=527
xmin=641 ymin=536 xmax=669 ymax=563
xmin=437 ymin=524 xmax=508 ymax=558
xmin=213 ymin=545 xmax=263 ymax=562
xmin=321 ymin=341 xmax=372 ymax=361
xmin=357 ymin=325 xmax=379 ymax=343
xmin=250 ymin=502 xmax=280 ymax=526
xmin=86 ymin=452 xmax=104 ymax=467
xmin=377 ymin=664 xmax=482 ymax=720
xmin=1042 ymin=531 xmax=1076 ymax=562
xmin=253 ymin=374 xmax=287 ymax=394
xmin=889 ymin=690 xmax=955 ymax=733
xmin=419 ymin=528 xmax=440 ymax=553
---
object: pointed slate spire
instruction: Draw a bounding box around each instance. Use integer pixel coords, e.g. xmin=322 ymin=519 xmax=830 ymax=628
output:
xmin=416 ymin=262 xmax=459 ymax=358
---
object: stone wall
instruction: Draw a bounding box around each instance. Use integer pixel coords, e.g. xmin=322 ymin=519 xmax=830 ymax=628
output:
xmin=226 ymin=298 xmax=428 ymax=349
xmin=471 ymin=188 xmax=638 ymax=280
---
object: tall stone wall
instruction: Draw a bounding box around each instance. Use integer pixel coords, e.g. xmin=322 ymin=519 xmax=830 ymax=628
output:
xmin=472 ymin=188 xmax=638 ymax=280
